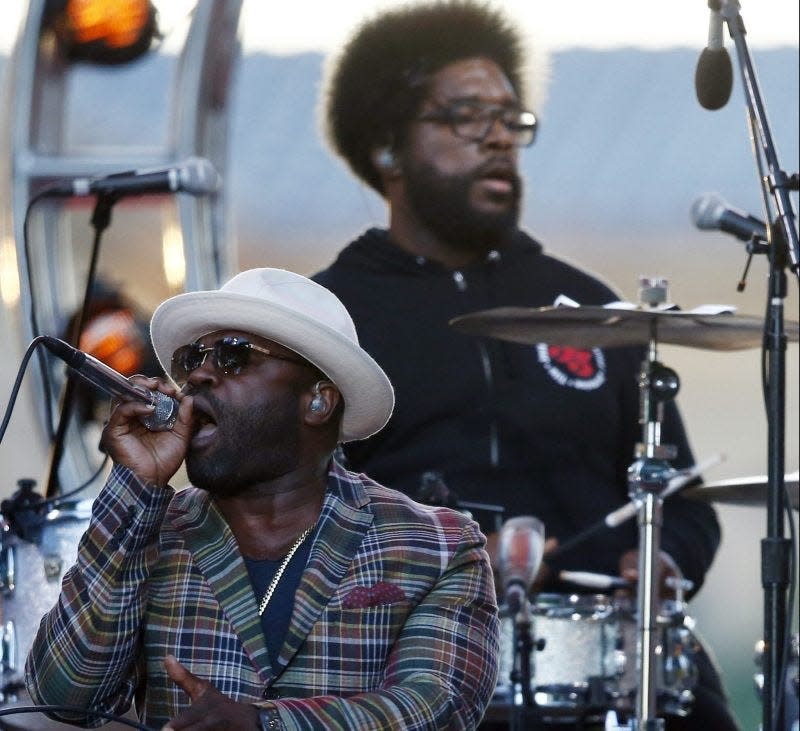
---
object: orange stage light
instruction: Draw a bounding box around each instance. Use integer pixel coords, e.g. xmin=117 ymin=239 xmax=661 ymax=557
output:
xmin=43 ymin=0 xmax=158 ymax=65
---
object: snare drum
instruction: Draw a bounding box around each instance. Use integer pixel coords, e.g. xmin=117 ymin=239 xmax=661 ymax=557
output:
xmin=493 ymin=593 xmax=698 ymax=723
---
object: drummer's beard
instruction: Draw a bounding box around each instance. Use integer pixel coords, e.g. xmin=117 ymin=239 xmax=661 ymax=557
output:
xmin=403 ymin=159 xmax=521 ymax=253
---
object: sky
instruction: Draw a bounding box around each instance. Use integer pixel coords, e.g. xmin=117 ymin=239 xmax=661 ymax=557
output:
xmin=1 ymin=0 xmax=798 ymax=56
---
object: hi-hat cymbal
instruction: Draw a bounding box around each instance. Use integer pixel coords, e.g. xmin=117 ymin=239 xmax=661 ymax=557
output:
xmin=449 ymin=305 xmax=800 ymax=351
xmin=683 ymin=472 xmax=799 ymax=510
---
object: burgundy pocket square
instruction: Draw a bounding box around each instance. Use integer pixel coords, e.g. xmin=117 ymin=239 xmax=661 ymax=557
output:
xmin=342 ymin=582 xmax=407 ymax=609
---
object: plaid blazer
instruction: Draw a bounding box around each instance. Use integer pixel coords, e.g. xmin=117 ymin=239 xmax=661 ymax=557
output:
xmin=26 ymin=460 xmax=499 ymax=730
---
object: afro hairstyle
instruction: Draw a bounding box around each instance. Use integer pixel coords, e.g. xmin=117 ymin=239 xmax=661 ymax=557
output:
xmin=321 ymin=0 xmax=529 ymax=196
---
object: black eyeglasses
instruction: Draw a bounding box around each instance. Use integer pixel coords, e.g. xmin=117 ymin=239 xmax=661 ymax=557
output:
xmin=416 ymin=101 xmax=537 ymax=147
xmin=170 ymin=336 xmax=304 ymax=385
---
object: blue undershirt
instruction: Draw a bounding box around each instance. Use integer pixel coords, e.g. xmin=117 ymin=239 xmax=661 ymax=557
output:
xmin=243 ymin=536 xmax=314 ymax=675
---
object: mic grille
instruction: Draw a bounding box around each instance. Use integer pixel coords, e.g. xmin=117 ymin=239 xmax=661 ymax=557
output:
xmin=178 ymin=157 xmax=222 ymax=195
xmin=690 ymin=193 xmax=725 ymax=230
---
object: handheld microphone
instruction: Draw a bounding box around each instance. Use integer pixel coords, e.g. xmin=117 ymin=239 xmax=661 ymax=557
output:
xmin=497 ymin=516 xmax=545 ymax=614
xmin=691 ymin=192 xmax=767 ymax=242
xmin=40 ymin=157 xmax=221 ymax=198
xmin=694 ymin=0 xmax=733 ymax=110
xmin=41 ymin=336 xmax=178 ymax=431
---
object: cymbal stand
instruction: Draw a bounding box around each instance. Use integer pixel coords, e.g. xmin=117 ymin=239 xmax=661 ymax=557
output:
xmin=620 ymin=281 xmax=682 ymax=730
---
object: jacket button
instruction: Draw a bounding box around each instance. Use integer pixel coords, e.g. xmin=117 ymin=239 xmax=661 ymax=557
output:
xmin=262 ymin=688 xmax=282 ymax=699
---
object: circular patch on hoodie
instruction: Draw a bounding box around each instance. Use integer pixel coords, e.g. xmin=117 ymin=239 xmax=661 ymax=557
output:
xmin=536 ymin=343 xmax=606 ymax=391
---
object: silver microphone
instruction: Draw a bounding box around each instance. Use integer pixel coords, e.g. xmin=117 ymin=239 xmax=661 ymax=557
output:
xmin=41 ymin=336 xmax=178 ymax=431
xmin=691 ymin=192 xmax=767 ymax=242
xmin=41 ymin=157 xmax=221 ymax=198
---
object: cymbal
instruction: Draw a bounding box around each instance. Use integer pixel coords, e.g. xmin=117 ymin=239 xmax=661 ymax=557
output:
xmin=683 ymin=472 xmax=799 ymax=510
xmin=449 ymin=305 xmax=800 ymax=351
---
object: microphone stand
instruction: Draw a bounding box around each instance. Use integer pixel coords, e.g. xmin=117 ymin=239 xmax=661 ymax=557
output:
xmin=509 ymin=596 xmax=535 ymax=731
xmin=721 ymin=3 xmax=798 ymax=728
xmin=721 ymin=2 xmax=799 ymax=279
xmin=44 ymin=192 xmax=119 ymax=497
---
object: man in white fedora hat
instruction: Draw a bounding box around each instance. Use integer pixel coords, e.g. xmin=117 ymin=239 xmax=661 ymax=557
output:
xmin=26 ymin=268 xmax=500 ymax=730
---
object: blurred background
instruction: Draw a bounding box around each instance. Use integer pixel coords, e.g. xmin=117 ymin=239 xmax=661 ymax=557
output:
xmin=0 ymin=1 xmax=797 ymax=728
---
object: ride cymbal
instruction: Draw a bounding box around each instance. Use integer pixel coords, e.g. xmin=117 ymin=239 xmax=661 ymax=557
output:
xmin=450 ymin=305 xmax=800 ymax=351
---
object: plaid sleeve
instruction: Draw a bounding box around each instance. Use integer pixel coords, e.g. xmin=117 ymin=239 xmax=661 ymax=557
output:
xmin=25 ymin=464 xmax=173 ymax=727
xmin=266 ymin=518 xmax=500 ymax=730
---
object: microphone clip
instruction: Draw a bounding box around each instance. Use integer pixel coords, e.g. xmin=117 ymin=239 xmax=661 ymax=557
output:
xmin=0 ymin=478 xmax=47 ymax=543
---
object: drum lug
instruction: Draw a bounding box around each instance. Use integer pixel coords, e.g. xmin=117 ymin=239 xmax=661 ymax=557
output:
xmin=0 ymin=541 xmax=16 ymax=597
xmin=1 ymin=619 xmax=18 ymax=674
xmin=659 ymin=688 xmax=695 ymax=718
xmin=613 ymin=647 xmax=628 ymax=677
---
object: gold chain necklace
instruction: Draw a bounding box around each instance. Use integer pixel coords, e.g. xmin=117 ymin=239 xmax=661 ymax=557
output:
xmin=257 ymin=526 xmax=314 ymax=616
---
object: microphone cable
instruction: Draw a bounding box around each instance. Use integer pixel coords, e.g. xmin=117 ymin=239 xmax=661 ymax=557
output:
xmin=22 ymin=192 xmax=58 ymax=440
xmin=0 ymin=335 xmax=46 ymax=445
xmin=0 ymin=336 xmax=110 ymax=506
xmin=0 ymin=704 xmax=157 ymax=730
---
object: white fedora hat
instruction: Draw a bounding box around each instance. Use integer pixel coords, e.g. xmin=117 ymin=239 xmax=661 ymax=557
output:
xmin=150 ymin=268 xmax=394 ymax=442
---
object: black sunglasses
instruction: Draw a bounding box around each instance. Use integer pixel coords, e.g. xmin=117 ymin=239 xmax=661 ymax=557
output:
xmin=170 ymin=336 xmax=305 ymax=385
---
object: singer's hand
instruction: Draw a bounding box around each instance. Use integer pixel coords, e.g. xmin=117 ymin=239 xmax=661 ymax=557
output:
xmin=161 ymin=655 xmax=261 ymax=730
xmin=618 ymin=548 xmax=681 ymax=601
xmin=101 ymin=376 xmax=193 ymax=487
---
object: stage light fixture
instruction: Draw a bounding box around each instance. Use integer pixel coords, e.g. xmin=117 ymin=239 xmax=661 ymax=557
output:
xmin=43 ymin=0 xmax=159 ymax=65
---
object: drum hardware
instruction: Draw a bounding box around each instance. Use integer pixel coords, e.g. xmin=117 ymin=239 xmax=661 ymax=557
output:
xmin=494 ymin=276 xmax=685 ymax=730
xmin=657 ymin=576 xmax=699 ymax=718
xmin=452 ymin=271 xmax=798 ymax=728
xmin=0 ymin=480 xmax=47 ymax=547
xmin=613 ymin=277 xmax=687 ymax=730
xmin=0 ymin=518 xmax=14 ymax=598
xmin=0 ymin=620 xmax=20 ymax=704
xmin=547 ymin=453 xmax=724 ymax=564
xmin=0 ymin=515 xmax=19 ymax=704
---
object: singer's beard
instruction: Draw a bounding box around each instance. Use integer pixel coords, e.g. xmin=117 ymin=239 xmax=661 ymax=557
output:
xmin=185 ymin=391 xmax=301 ymax=498
xmin=404 ymin=159 xmax=521 ymax=252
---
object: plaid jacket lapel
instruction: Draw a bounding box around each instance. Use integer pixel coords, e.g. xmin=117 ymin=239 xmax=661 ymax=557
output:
xmin=277 ymin=466 xmax=373 ymax=671
xmin=175 ymin=492 xmax=272 ymax=682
